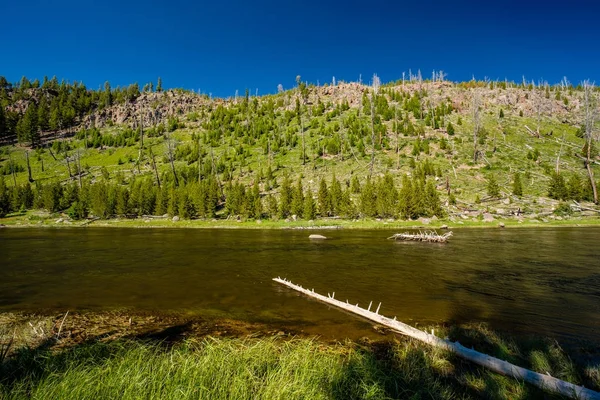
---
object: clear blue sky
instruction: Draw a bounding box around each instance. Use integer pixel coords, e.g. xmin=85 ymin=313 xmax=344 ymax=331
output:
xmin=2 ymin=0 xmax=599 ymax=97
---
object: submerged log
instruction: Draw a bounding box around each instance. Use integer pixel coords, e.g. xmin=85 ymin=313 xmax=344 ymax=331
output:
xmin=387 ymin=230 xmax=452 ymax=243
xmin=273 ymin=277 xmax=600 ymax=400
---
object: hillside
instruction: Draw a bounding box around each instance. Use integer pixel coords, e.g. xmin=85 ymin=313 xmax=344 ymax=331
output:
xmin=0 ymin=75 xmax=599 ymax=224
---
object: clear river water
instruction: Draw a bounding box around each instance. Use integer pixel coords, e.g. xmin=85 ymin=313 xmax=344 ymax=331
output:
xmin=1 ymin=227 xmax=599 ymax=342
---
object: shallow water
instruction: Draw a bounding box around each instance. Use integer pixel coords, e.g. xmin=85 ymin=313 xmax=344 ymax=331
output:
xmin=1 ymin=227 xmax=599 ymax=342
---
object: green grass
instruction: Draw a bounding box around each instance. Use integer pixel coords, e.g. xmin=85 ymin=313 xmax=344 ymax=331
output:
xmin=1 ymin=313 xmax=599 ymax=399
xmin=1 ymin=335 xmax=592 ymax=400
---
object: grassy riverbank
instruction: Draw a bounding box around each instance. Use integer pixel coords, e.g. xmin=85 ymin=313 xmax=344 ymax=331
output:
xmin=1 ymin=210 xmax=600 ymax=230
xmin=1 ymin=312 xmax=599 ymax=399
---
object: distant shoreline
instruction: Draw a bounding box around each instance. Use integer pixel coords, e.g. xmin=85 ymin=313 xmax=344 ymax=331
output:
xmin=1 ymin=211 xmax=599 ymax=230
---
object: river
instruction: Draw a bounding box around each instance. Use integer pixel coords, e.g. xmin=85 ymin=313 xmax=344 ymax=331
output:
xmin=1 ymin=227 xmax=599 ymax=342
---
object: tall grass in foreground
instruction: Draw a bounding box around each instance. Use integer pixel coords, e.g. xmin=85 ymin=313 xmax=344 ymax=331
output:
xmin=0 ymin=336 xmax=597 ymax=400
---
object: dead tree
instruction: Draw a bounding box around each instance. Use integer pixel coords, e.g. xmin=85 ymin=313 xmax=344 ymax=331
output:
xmin=472 ymin=90 xmax=481 ymax=162
xmin=369 ymin=73 xmax=380 ymax=178
xmin=25 ymin=151 xmax=33 ymax=182
xmin=165 ymin=134 xmax=179 ymax=187
xmin=583 ymin=81 xmax=598 ymax=204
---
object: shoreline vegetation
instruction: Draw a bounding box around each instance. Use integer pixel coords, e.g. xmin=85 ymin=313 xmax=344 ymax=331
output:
xmin=1 ymin=311 xmax=599 ymax=399
xmin=1 ymin=210 xmax=600 ymax=230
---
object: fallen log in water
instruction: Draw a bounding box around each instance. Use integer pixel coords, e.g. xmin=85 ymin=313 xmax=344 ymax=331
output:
xmin=272 ymin=277 xmax=600 ymax=400
xmin=387 ymin=230 xmax=452 ymax=243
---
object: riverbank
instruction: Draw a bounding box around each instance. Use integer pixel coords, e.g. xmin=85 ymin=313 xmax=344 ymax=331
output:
xmin=1 ymin=311 xmax=599 ymax=399
xmin=1 ymin=210 xmax=600 ymax=230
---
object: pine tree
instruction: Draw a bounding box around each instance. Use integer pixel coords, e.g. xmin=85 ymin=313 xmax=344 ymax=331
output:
xmin=548 ymin=172 xmax=567 ymax=200
xmin=376 ymin=173 xmax=397 ymax=218
xmin=398 ymin=174 xmax=413 ymax=219
xmin=411 ymin=177 xmax=427 ymax=218
xmin=512 ymin=172 xmax=523 ymax=196
xmin=291 ymin=178 xmax=304 ymax=218
xmin=303 ymin=190 xmax=316 ymax=220
xmin=330 ymin=174 xmax=342 ymax=216
xmin=359 ymin=178 xmax=377 ymax=217
xmin=425 ymin=180 xmax=443 ymax=217
xmin=567 ymin=174 xmax=583 ymax=201
xmin=157 ymin=77 xmax=163 ymax=92
xmin=350 ymin=175 xmax=361 ymax=194
xmin=487 ymin=175 xmax=500 ymax=198
xmin=0 ymin=176 xmax=10 ymax=217
xmin=279 ymin=174 xmax=292 ymax=218
xmin=0 ymin=104 xmax=6 ymax=139
xmin=317 ymin=178 xmax=331 ymax=216
xmin=446 ymin=121 xmax=455 ymax=136
xmin=267 ymin=194 xmax=278 ymax=219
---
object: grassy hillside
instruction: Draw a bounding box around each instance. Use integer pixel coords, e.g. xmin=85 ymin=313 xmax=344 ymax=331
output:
xmin=1 ymin=77 xmax=599 ymax=223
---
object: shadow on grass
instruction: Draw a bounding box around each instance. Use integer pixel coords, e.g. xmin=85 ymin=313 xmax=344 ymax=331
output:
xmin=0 ymin=322 xmax=597 ymax=399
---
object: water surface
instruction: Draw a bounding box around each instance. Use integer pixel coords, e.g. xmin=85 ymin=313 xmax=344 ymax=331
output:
xmin=1 ymin=227 xmax=599 ymax=342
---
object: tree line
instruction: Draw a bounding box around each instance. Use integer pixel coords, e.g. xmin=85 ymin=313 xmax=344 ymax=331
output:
xmin=0 ymin=170 xmax=445 ymax=220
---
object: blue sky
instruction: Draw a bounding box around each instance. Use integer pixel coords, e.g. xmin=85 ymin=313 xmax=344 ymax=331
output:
xmin=2 ymin=0 xmax=599 ymax=97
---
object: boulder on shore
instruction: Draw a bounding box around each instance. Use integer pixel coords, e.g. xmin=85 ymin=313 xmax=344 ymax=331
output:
xmin=309 ymin=234 xmax=327 ymax=240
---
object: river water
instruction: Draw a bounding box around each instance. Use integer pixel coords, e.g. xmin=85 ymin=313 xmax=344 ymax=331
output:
xmin=1 ymin=227 xmax=599 ymax=342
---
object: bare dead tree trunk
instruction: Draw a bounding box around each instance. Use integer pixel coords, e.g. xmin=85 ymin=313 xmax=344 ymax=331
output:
xmin=396 ymin=107 xmax=400 ymax=169
xmin=166 ymin=135 xmax=178 ymax=187
xmin=25 ymin=151 xmax=33 ymax=182
xmin=472 ymin=90 xmax=481 ymax=162
xmin=137 ymin=108 xmax=144 ymax=174
xmin=77 ymin=149 xmax=82 ymax=189
xmin=65 ymin=152 xmax=72 ymax=178
xmin=198 ymin=138 xmax=202 ymax=184
xmin=583 ymin=81 xmax=598 ymax=204
xmin=556 ymin=133 xmax=565 ymax=175
xmin=369 ymin=92 xmax=375 ymax=177
xmin=369 ymin=74 xmax=380 ymax=178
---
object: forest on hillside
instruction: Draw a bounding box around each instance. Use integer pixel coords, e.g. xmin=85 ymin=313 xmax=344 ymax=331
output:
xmin=0 ymin=73 xmax=598 ymax=222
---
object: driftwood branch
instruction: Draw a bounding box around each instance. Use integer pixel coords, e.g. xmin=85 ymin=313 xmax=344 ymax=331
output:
xmin=273 ymin=278 xmax=600 ymax=400
xmin=387 ymin=230 xmax=452 ymax=243
xmin=573 ymin=201 xmax=600 ymax=213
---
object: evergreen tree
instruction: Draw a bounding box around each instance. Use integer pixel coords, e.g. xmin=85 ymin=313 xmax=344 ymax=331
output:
xmin=446 ymin=121 xmax=455 ymax=136
xmin=0 ymin=103 xmax=7 ymax=138
xmin=425 ymin=180 xmax=443 ymax=217
xmin=90 ymin=181 xmax=110 ymax=218
xmin=487 ymin=175 xmax=500 ymax=198
xmin=167 ymin=186 xmax=179 ymax=216
xmin=350 ymin=175 xmax=361 ymax=194
xmin=376 ymin=173 xmax=397 ymax=218
xmin=548 ymin=172 xmax=567 ymax=200
xmin=411 ymin=177 xmax=427 ymax=218
xmin=303 ymin=190 xmax=316 ymax=220
xmin=359 ymin=178 xmax=377 ymax=217
xmin=567 ymin=174 xmax=583 ymax=201
xmin=251 ymin=178 xmax=262 ymax=218
xmin=330 ymin=174 xmax=342 ymax=216
xmin=291 ymin=178 xmax=304 ymax=217
xmin=267 ymin=194 xmax=278 ymax=219
xmin=279 ymin=174 xmax=292 ymax=218
xmin=398 ymin=174 xmax=413 ymax=219
xmin=317 ymin=178 xmax=331 ymax=216
xmin=512 ymin=172 xmax=523 ymax=196
xmin=37 ymin=95 xmax=49 ymax=132
xmin=0 ymin=176 xmax=10 ymax=217
xmin=157 ymin=77 xmax=163 ymax=92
